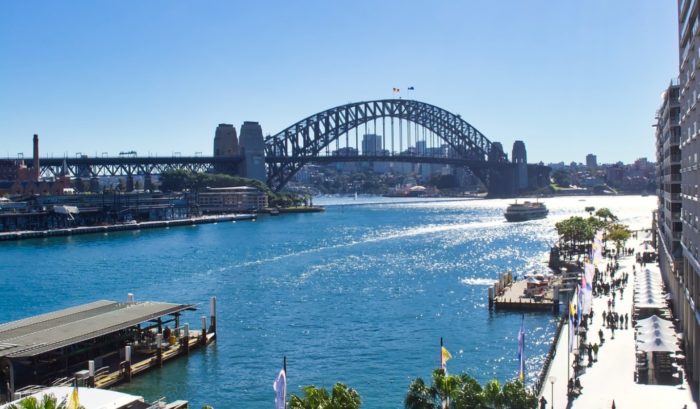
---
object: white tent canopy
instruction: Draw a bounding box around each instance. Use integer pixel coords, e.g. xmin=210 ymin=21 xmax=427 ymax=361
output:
xmin=637 ymin=337 xmax=677 ymax=352
xmin=636 ymin=331 xmax=677 ymax=345
xmin=636 ymin=315 xmax=673 ymax=326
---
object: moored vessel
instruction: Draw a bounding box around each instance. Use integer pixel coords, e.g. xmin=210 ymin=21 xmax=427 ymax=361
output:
xmin=504 ymin=200 xmax=548 ymax=222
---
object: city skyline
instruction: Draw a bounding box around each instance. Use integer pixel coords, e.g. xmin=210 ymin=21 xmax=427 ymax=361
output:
xmin=0 ymin=1 xmax=678 ymax=164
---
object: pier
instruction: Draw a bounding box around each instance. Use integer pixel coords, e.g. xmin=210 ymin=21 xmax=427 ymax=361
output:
xmin=0 ymin=296 xmax=217 ymax=403
xmin=489 ymin=271 xmax=561 ymax=313
xmin=0 ymin=213 xmax=255 ymax=242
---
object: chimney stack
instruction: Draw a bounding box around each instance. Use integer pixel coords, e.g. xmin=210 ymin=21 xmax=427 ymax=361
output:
xmin=33 ymin=134 xmax=40 ymax=181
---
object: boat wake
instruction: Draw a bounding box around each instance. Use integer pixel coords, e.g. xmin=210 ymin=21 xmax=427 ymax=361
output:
xmin=460 ymin=277 xmax=497 ymax=286
xmin=232 ymin=218 xmax=504 ymax=269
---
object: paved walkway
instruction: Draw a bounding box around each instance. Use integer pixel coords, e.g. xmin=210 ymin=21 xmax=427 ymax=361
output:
xmin=539 ymin=232 xmax=696 ymax=409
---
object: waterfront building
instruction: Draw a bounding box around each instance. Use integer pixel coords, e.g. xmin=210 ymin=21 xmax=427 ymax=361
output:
xmin=238 ymin=121 xmax=267 ymax=182
xmin=674 ymin=0 xmax=700 ymax=395
xmin=197 ymin=186 xmax=268 ymax=213
xmin=656 ymin=81 xmax=683 ymax=319
xmin=0 ymin=299 xmax=199 ymax=401
xmin=0 ymin=192 xmax=191 ymax=232
xmin=586 ymin=153 xmax=597 ymax=168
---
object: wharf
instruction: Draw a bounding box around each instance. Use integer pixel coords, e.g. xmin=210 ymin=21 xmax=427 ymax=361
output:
xmin=0 ymin=213 xmax=255 ymax=242
xmin=490 ymin=272 xmax=561 ymax=313
xmin=0 ymin=296 xmax=218 ymax=403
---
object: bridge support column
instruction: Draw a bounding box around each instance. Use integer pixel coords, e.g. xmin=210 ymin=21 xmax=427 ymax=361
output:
xmin=485 ymin=166 xmax=517 ymax=198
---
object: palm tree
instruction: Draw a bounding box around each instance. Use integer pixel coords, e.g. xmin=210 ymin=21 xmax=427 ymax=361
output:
xmin=482 ymin=379 xmax=503 ymax=409
xmin=431 ymin=369 xmax=461 ymax=408
xmin=453 ymin=373 xmax=484 ymax=409
xmin=6 ymin=393 xmax=84 ymax=409
xmin=404 ymin=377 xmax=436 ymax=409
xmin=288 ymin=383 xmax=361 ymax=409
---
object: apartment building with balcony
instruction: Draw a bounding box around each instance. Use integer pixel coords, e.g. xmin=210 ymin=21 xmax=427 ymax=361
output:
xmin=656 ymin=82 xmax=683 ymax=275
xmin=675 ymin=0 xmax=700 ymax=395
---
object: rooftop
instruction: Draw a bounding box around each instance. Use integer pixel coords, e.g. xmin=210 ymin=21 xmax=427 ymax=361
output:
xmin=0 ymin=386 xmax=148 ymax=409
xmin=0 ymin=300 xmax=194 ymax=359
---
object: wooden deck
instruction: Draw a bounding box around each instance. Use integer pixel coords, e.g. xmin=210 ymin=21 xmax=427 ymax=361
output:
xmin=94 ymin=332 xmax=215 ymax=389
xmin=493 ymin=279 xmax=559 ymax=312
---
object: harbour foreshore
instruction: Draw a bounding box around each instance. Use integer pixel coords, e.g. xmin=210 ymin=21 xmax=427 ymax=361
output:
xmin=0 ymin=213 xmax=256 ymax=242
xmin=537 ymin=232 xmax=696 ymax=408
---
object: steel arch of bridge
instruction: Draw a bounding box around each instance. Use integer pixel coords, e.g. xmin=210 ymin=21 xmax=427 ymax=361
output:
xmin=265 ymin=99 xmax=508 ymax=191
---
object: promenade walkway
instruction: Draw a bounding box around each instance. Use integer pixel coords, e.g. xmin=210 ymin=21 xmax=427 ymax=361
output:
xmin=538 ymin=232 xmax=696 ymax=409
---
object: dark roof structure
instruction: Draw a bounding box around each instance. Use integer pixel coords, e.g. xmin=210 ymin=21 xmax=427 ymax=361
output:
xmin=0 ymin=300 xmax=194 ymax=358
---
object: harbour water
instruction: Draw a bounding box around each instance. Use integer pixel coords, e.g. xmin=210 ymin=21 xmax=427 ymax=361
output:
xmin=0 ymin=195 xmax=655 ymax=408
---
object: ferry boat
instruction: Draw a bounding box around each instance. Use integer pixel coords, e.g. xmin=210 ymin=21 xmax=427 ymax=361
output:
xmin=504 ymin=201 xmax=548 ymax=222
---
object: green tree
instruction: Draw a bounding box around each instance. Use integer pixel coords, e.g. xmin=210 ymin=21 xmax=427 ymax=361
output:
xmin=159 ymin=169 xmax=191 ymax=192
xmin=453 ymin=373 xmax=485 ymax=409
xmin=551 ymin=170 xmax=571 ymax=187
xmin=607 ymin=223 xmax=631 ymax=252
xmin=405 ymin=371 xmax=535 ymax=409
xmin=432 ymin=369 xmax=461 ymax=408
xmin=6 ymin=393 xmax=85 ymax=409
xmin=482 ymin=379 xmax=503 ymax=409
xmin=594 ymin=208 xmax=618 ymax=223
xmin=288 ymin=383 xmax=361 ymax=409
xmin=500 ymin=380 xmax=536 ymax=409
xmin=404 ymin=377 xmax=435 ymax=409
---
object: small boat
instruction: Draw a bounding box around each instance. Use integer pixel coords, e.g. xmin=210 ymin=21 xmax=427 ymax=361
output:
xmin=504 ymin=200 xmax=548 ymax=222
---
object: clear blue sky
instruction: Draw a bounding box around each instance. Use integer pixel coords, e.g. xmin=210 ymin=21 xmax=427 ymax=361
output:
xmin=0 ymin=1 xmax=678 ymax=164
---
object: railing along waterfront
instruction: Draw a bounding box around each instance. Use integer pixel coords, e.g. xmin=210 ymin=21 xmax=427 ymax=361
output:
xmin=533 ymin=312 xmax=567 ymax=397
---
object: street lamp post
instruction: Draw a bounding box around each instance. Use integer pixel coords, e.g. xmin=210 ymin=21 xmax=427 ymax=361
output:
xmin=549 ymin=375 xmax=556 ymax=409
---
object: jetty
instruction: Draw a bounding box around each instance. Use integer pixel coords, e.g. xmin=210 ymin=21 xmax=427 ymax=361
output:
xmin=0 ymin=295 xmax=217 ymax=403
xmin=489 ymin=271 xmax=561 ymax=313
xmin=0 ymin=213 xmax=255 ymax=242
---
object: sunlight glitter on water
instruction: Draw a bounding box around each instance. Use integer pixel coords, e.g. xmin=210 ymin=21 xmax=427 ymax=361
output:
xmin=0 ymin=195 xmax=656 ymax=408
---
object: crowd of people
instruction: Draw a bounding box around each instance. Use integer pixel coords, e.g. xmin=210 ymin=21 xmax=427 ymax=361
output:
xmin=566 ymin=248 xmax=634 ymax=403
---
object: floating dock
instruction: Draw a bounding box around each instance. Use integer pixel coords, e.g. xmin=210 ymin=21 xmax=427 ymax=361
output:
xmin=0 ymin=295 xmax=217 ymax=403
xmin=488 ymin=271 xmax=560 ymax=313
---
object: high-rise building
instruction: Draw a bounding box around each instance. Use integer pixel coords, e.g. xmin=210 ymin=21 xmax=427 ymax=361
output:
xmin=361 ymin=134 xmax=383 ymax=156
xmin=675 ymin=0 xmax=700 ymax=394
xmin=585 ymin=154 xmax=597 ymax=168
xmin=656 ymin=82 xmax=683 ymax=320
xmin=415 ymin=140 xmax=427 ymax=156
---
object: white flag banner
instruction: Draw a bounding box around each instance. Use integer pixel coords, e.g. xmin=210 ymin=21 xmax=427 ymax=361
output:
xmin=273 ymin=369 xmax=286 ymax=409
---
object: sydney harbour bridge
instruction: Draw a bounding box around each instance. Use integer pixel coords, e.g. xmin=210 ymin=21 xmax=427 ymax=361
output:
xmin=24 ymin=99 xmax=549 ymax=196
